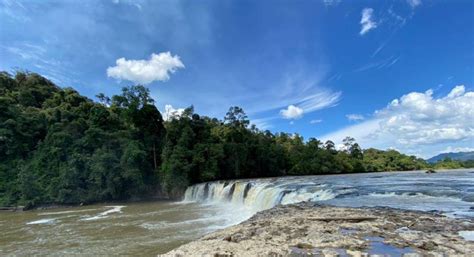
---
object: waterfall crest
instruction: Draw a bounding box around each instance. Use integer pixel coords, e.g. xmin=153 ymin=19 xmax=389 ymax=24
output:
xmin=183 ymin=179 xmax=336 ymax=212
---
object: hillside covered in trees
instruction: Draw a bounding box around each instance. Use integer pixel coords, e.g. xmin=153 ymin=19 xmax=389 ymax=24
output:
xmin=0 ymin=72 xmax=470 ymax=208
xmin=427 ymin=151 xmax=474 ymax=163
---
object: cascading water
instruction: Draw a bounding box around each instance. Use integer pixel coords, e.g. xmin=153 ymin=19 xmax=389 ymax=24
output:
xmin=183 ymin=170 xmax=474 ymax=219
xmin=183 ymin=179 xmax=337 ymax=212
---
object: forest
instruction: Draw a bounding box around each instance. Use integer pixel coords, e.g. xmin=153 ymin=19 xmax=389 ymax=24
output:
xmin=0 ymin=72 xmax=471 ymax=208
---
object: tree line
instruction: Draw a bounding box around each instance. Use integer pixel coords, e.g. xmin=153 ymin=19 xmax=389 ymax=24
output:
xmin=0 ymin=72 xmax=471 ymax=207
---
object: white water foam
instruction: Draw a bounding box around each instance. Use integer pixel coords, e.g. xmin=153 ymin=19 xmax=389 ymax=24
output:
xmin=280 ymin=188 xmax=336 ymax=205
xmin=26 ymin=218 xmax=57 ymax=225
xmin=38 ymin=209 xmax=97 ymax=216
xmin=184 ymin=180 xmax=338 ymax=213
xmin=80 ymin=206 xmax=125 ymax=221
xmin=368 ymin=192 xmax=463 ymax=202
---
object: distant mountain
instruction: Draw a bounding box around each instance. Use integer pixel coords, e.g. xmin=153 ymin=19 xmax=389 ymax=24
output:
xmin=427 ymin=151 xmax=474 ymax=163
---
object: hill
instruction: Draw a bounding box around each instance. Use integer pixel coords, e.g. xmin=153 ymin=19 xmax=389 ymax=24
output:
xmin=427 ymin=151 xmax=474 ymax=163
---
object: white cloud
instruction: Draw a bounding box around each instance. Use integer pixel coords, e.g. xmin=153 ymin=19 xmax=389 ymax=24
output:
xmin=321 ymin=85 xmax=474 ymax=157
xmin=447 ymin=85 xmax=465 ymax=98
xmin=346 ymin=114 xmax=364 ymax=121
xmin=310 ymin=119 xmax=322 ymax=124
xmin=376 ymin=86 xmax=474 ymax=145
xmin=441 ymin=146 xmax=474 ymax=153
xmin=162 ymin=104 xmax=185 ymax=121
xmin=360 ymin=8 xmax=377 ymax=35
xmin=280 ymin=105 xmax=304 ymax=119
xmin=407 ymin=0 xmax=422 ymax=9
xmin=107 ymin=52 xmax=184 ymax=84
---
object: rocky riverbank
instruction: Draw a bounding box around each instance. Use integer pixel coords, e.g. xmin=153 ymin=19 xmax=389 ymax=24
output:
xmin=163 ymin=203 xmax=474 ymax=256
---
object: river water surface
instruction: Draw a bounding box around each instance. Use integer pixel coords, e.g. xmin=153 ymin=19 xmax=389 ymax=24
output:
xmin=1 ymin=169 xmax=473 ymax=256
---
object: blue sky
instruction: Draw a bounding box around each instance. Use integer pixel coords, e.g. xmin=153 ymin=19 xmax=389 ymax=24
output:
xmin=1 ymin=0 xmax=473 ymax=158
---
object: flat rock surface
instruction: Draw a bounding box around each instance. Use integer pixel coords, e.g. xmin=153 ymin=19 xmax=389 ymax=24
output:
xmin=162 ymin=203 xmax=474 ymax=257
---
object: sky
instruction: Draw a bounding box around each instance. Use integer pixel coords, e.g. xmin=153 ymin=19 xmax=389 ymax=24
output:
xmin=1 ymin=0 xmax=473 ymax=158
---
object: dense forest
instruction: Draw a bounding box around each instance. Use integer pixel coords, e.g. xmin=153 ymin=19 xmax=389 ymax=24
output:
xmin=0 ymin=72 xmax=472 ymax=208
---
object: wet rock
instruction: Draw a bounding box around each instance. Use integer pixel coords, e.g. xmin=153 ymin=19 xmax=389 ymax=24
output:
xmin=223 ymin=232 xmax=245 ymax=243
xmin=295 ymin=242 xmax=314 ymax=249
xmin=243 ymin=183 xmax=252 ymax=199
xmin=213 ymin=252 xmax=234 ymax=257
xmin=419 ymin=241 xmax=438 ymax=251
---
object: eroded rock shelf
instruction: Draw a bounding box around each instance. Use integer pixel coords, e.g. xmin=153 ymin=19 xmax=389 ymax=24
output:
xmin=163 ymin=203 xmax=474 ymax=256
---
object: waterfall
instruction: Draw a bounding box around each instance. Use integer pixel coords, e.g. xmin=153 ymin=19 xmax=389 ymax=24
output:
xmin=183 ymin=178 xmax=337 ymax=212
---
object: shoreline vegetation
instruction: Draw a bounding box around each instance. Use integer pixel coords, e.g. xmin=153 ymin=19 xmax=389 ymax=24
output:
xmin=1 ymin=71 xmax=473 ymax=209
xmin=164 ymin=203 xmax=474 ymax=256
xmin=0 ymin=169 xmax=469 ymax=212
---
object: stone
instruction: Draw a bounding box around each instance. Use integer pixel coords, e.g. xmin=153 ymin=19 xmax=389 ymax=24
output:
xmin=162 ymin=203 xmax=474 ymax=257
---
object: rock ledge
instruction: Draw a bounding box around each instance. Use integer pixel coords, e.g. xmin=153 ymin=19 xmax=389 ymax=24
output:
xmin=162 ymin=203 xmax=474 ymax=256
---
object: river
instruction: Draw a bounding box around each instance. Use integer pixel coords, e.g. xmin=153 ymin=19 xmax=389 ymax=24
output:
xmin=1 ymin=169 xmax=473 ymax=256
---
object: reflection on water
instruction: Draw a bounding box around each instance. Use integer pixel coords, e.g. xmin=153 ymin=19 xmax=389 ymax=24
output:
xmin=1 ymin=169 xmax=473 ymax=256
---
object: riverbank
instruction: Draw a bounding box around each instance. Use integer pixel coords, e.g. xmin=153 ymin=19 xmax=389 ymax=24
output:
xmin=164 ymin=202 xmax=474 ymax=256
xmin=2 ymin=169 xmax=469 ymax=212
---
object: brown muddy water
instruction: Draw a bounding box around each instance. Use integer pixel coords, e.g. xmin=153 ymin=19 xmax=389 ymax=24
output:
xmin=0 ymin=201 xmax=251 ymax=256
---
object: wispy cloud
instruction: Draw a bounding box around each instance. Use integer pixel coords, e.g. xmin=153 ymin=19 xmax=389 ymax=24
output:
xmin=360 ymin=8 xmax=377 ymax=35
xmin=371 ymin=41 xmax=388 ymax=58
xmin=388 ymin=7 xmax=407 ymax=26
xmin=297 ymin=90 xmax=341 ymax=112
xmin=240 ymin=69 xmax=341 ymax=116
xmin=2 ymin=43 xmax=46 ymax=60
xmin=0 ymin=42 xmax=79 ymax=85
xmin=111 ymin=0 xmax=142 ymax=11
xmin=310 ymin=119 xmax=322 ymax=124
xmin=407 ymin=0 xmax=422 ymax=9
xmin=0 ymin=0 xmax=30 ymax=22
xmin=323 ymin=0 xmax=341 ymax=7
xmin=346 ymin=114 xmax=364 ymax=121
xmin=251 ymin=117 xmax=275 ymax=130
xmin=354 ymin=55 xmax=400 ymax=72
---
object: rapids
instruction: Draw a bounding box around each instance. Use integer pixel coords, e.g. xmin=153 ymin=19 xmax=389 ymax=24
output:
xmin=183 ymin=169 xmax=474 ymax=218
